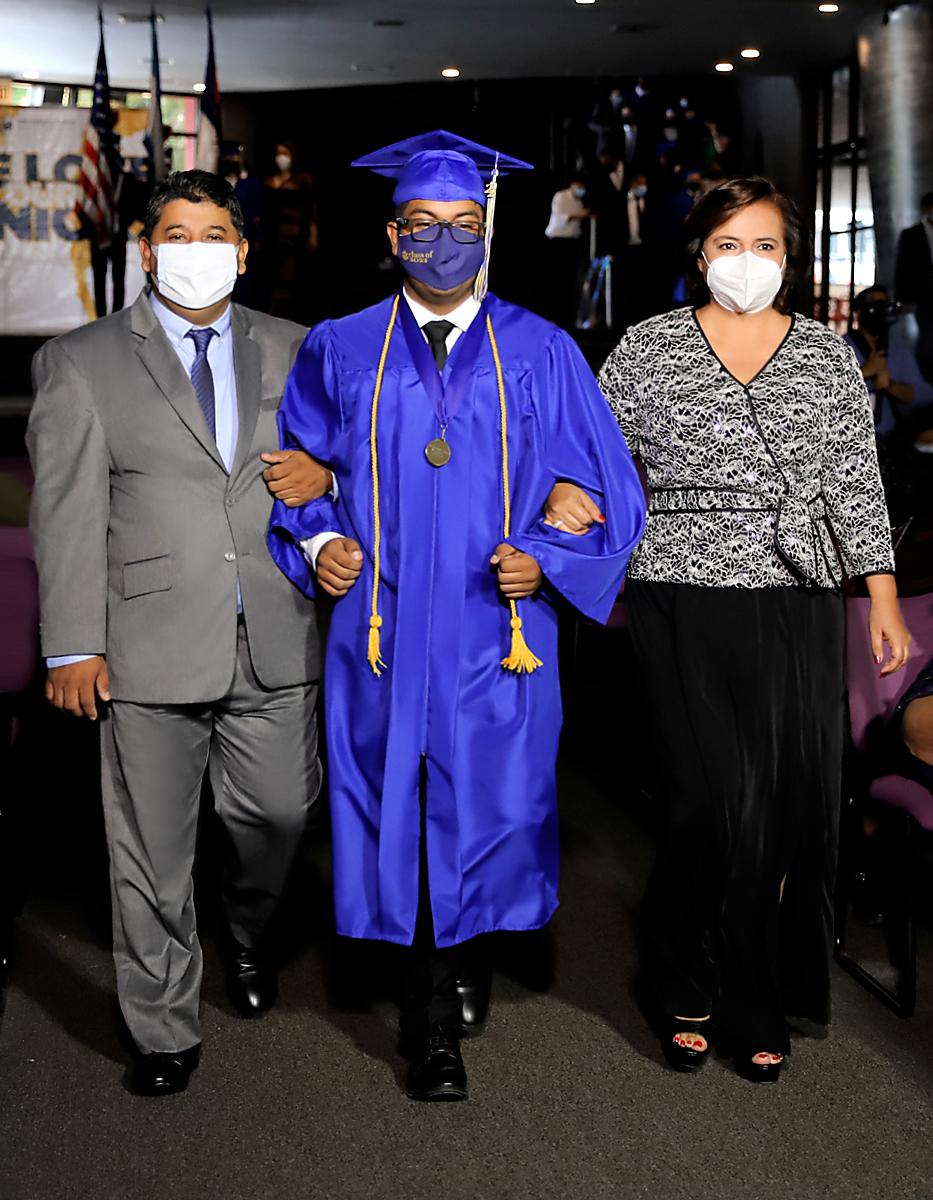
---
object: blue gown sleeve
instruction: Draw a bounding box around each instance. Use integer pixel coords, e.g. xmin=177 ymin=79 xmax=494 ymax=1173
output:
xmin=266 ymin=322 xmax=348 ymax=598
xmin=508 ymin=328 xmax=646 ymax=624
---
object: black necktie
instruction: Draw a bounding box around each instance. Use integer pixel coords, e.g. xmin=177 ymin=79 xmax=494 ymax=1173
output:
xmin=185 ymin=326 xmax=218 ymax=439
xmin=423 ymin=320 xmax=455 ymax=371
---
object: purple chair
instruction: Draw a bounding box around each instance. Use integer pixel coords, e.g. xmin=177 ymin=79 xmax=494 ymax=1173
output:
xmin=835 ymin=592 xmax=933 ymax=1017
xmin=0 ymin=458 xmax=37 ymax=991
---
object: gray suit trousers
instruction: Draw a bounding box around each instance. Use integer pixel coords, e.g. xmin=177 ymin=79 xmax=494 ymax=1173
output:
xmin=101 ymin=622 xmax=321 ymax=1054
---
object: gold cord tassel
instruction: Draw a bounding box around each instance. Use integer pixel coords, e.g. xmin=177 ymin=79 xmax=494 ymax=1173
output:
xmin=366 ymin=294 xmax=399 ymax=676
xmin=487 ymin=315 xmax=543 ymax=674
xmin=473 ymin=155 xmax=499 ymax=303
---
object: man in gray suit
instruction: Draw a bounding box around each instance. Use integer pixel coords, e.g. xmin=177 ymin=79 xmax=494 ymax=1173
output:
xmin=27 ymin=170 xmax=328 ymax=1096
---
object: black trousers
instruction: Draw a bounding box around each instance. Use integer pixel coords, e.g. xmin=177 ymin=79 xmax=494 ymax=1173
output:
xmin=398 ymin=760 xmax=478 ymax=1042
xmin=626 ymin=579 xmax=845 ymax=1052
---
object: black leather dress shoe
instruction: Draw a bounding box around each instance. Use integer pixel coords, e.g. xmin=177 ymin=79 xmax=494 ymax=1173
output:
xmin=226 ymin=942 xmax=278 ymax=1018
xmin=456 ymin=969 xmax=492 ymax=1037
xmin=405 ymin=1023 xmax=468 ymax=1102
xmin=132 ymin=1044 xmax=201 ymax=1097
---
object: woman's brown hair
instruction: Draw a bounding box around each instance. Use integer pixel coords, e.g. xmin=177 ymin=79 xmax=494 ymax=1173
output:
xmin=682 ymin=176 xmax=812 ymax=314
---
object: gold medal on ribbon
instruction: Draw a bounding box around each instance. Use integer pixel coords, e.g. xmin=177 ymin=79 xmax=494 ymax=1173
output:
xmin=425 ymin=437 xmax=452 ymax=467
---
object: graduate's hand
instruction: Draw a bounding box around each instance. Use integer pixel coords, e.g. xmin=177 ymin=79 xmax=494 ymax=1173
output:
xmin=261 ymin=450 xmax=333 ymax=507
xmin=543 ymin=482 xmax=605 ymax=535
xmin=317 ymin=538 xmax=364 ymax=598
xmin=46 ymin=656 xmax=111 ymax=720
xmin=490 ymin=544 xmax=543 ymax=600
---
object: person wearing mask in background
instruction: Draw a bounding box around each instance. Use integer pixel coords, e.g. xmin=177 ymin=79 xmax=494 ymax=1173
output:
xmin=894 ymin=193 xmax=933 ymax=385
xmin=267 ymin=130 xmax=646 ymax=1103
xmin=544 ymin=176 xmax=591 ymax=329
xmin=588 ymin=85 xmax=626 ymax=158
xmin=544 ymin=177 xmax=909 ymax=1083
xmin=27 ymin=170 xmax=330 ymax=1097
xmin=264 ymin=141 xmax=319 ymax=325
xmin=617 ymin=172 xmax=661 ymax=325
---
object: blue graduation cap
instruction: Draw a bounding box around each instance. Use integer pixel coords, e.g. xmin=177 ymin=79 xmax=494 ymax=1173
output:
xmin=352 ymin=130 xmax=533 ymax=300
xmin=351 ymin=129 xmax=533 ymax=207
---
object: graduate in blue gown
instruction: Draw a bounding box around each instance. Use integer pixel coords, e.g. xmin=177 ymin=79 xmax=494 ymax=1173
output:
xmin=268 ymin=130 xmax=646 ymax=1100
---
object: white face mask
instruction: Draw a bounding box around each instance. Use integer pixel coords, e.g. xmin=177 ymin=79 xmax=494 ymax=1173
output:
xmin=703 ymin=250 xmax=785 ymax=314
xmin=275 ymin=153 xmax=292 ymax=173
xmin=154 ymin=242 xmax=240 ymax=310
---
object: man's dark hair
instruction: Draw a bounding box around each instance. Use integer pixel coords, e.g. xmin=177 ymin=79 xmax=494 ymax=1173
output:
xmin=921 ymin=192 xmax=933 ymax=211
xmin=143 ymin=170 xmax=245 ymax=240
xmin=682 ymin=176 xmax=811 ymax=314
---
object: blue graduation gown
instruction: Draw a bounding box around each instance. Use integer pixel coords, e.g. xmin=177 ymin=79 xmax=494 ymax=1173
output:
xmin=268 ymin=292 xmax=645 ymax=948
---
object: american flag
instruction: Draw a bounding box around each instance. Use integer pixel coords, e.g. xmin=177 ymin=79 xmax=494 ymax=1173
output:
xmin=75 ymin=9 xmax=118 ymax=249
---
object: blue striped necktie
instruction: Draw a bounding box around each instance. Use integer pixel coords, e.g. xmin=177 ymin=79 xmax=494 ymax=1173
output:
xmin=185 ymin=326 xmax=218 ymax=439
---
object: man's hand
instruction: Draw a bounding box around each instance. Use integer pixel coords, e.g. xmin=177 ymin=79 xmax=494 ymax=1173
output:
xmin=261 ymin=450 xmax=333 ymax=507
xmin=46 ymin=656 xmax=111 ymax=720
xmin=317 ymin=538 xmax=364 ymax=598
xmin=490 ymin=544 xmax=543 ymax=600
xmin=544 ymin=481 xmax=605 ymax=535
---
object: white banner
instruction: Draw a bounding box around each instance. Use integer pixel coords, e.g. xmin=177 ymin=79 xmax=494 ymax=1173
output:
xmin=0 ymin=106 xmax=146 ymax=336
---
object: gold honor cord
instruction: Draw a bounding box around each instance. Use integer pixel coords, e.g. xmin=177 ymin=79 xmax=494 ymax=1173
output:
xmin=487 ymin=315 xmax=543 ymax=674
xmin=364 ymin=298 xmax=542 ymax=677
xmin=367 ymin=293 xmax=399 ymax=676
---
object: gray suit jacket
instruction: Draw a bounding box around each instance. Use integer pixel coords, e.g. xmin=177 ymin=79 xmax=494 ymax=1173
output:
xmin=27 ymin=291 xmax=320 ymax=703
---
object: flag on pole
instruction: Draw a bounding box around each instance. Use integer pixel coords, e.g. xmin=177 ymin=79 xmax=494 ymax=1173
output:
xmin=195 ymin=8 xmax=222 ymax=172
xmin=75 ymin=8 xmax=118 ymax=248
xmin=144 ymin=8 xmax=166 ymax=183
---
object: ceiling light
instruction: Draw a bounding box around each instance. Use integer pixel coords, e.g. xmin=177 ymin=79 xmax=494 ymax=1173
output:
xmin=740 ymin=48 xmax=761 ymax=59
xmin=193 ymin=82 xmax=206 ymax=92
xmin=715 ymin=61 xmax=735 ymax=73
xmin=21 ymin=69 xmax=40 ymax=80
xmin=575 ymin=1 xmax=597 ymax=6
xmin=441 ymin=67 xmax=460 ymax=78
xmin=818 ymin=3 xmax=840 ymax=12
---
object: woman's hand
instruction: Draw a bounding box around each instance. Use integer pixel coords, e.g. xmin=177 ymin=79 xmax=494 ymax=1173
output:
xmin=543 ymin=482 xmax=605 ymax=535
xmin=866 ymin=574 xmax=911 ymax=676
xmin=261 ymin=450 xmax=333 ymax=506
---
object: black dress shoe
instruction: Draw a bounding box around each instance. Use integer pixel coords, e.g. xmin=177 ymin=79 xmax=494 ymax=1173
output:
xmin=226 ymin=942 xmax=278 ymax=1018
xmin=456 ymin=969 xmax=492 ymax=1037
xmin=132 ymin=1044 xmax=201 ymax=1097
xmin=405 ymin=1023 xmax=468 ymax=1102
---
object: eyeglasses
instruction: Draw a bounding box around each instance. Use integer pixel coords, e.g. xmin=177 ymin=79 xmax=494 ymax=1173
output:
xmin=395 ymin=217 xmax=486 ymax=244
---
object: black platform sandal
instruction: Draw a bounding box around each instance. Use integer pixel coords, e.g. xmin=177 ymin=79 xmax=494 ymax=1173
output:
xmin=663 ymin=1015 xmax=712 ymax=1073
xmin=733 ymin=1046 xmax=785 ymax=1083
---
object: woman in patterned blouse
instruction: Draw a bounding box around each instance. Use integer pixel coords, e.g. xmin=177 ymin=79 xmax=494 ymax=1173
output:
xmin=548 ymin=177 xmax=911 ymax=1082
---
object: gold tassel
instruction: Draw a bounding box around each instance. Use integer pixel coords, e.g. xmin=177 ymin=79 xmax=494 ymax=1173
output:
xmin=501 ymin=609 xmax=544 ymax=674
xmin=473 ymin=155 xmax=499 ymax=303
xmin=367 ymin=614 xmax=386 ymax=677
xmin=366 ymin=295 xmax=399 ymax=676
xmin=487 ymin=315 xmax=543 ymax=674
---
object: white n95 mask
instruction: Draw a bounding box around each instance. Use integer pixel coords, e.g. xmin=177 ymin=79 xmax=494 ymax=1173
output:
xmin=154 ymin=242 xmax=239 ymax=310
xmin=703 ymin=250 xmax=785 ymax=315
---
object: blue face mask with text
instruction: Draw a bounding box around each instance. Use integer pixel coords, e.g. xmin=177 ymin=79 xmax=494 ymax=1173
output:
xmin=396 ymin=227 xmax=486 ymax=291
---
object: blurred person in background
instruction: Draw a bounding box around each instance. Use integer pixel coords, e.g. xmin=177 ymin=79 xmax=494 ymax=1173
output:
xmin=264 ymin=140 xmax=319 ymax=324
xmin=894 ymin=192 xmax=933 ymax=384
xmin=545 ymin=176 xmax=909 ymax=1083
xmin=220 ymin=143 xmax=265 ymax=307
xmin=544 ymin=175 xmax=591 ymax=329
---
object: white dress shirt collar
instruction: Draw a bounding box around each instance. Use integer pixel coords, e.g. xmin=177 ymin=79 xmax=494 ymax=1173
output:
xmin=149 ymin=289 xmax=233 ymax=345
xmin=402 ymin=288 xmax=481 ymax=334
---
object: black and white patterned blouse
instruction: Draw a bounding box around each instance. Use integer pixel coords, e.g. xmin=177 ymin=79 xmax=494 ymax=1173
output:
xmin=597 ymin=307 xmax=895 ymax=589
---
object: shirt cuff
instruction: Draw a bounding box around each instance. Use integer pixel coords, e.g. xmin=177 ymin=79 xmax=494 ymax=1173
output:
xmin=330 ymin=475 xmax=340 ymax=500
xmin=300 ymin=531 xmax=343 ymax=571
xmin=47 ymin=654 xmax=98 ymax=668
